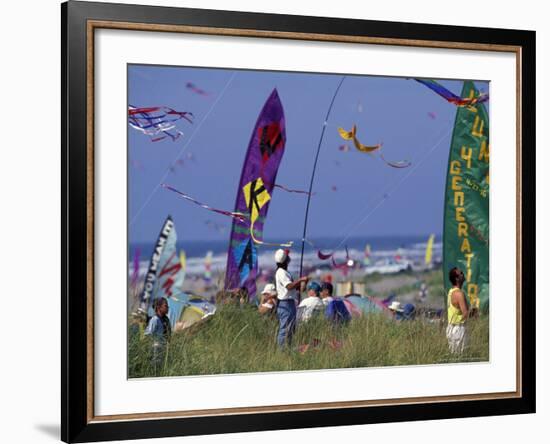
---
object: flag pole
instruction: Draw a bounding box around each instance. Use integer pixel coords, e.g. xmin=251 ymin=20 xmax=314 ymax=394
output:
xmin=299 ymin=76 xmax=346 ymax=277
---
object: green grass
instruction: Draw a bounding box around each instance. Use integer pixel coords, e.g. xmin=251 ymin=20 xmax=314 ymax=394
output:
xmin=128 ymin=303 xmax=489 ymax=378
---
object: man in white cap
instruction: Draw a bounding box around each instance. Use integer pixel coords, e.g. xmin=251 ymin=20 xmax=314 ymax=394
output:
xmin=274 ymin=248 xmax=309 ymax=347
xmin=258 ymin=283 xmax=278 ymax=316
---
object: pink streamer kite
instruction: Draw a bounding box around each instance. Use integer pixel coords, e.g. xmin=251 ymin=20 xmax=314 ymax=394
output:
xmin=162 ymin=184 xmax=248 ymax=222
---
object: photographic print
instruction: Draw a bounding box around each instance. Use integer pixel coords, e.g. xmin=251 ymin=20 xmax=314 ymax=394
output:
xmin=127 ymin=65 xmax=489 ymax=379
xmin=62 ymin=3 xmax=535 ymax=440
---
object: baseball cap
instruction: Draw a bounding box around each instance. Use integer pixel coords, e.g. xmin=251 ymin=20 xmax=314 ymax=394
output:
xmin=274 ymin=248 xmax=290 ymax=263
xmin=307 ymin=281 xmax=321 ymax=293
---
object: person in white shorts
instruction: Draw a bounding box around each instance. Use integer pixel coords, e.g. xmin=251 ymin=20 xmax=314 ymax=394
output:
xmin=446 ymin=267 xmax=470 ymax=354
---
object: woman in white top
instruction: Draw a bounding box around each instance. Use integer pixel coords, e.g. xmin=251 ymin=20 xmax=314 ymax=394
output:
xmin=274 ymin=249 xmax=308 ymax=347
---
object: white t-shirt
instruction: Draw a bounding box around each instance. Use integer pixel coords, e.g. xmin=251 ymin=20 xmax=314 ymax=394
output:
xmin=298 ymin=296 xmax=324 ymax=322
xmin=275 ymin=268 xmax=296 ymax=301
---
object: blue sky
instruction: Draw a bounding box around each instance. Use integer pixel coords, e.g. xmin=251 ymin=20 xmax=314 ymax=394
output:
xmin=128 ymin=65 xmax=488 ymax=244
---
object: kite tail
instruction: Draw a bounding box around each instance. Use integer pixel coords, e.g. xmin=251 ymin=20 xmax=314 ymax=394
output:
xmin=250 ymin=223 xmax=293 ymax=248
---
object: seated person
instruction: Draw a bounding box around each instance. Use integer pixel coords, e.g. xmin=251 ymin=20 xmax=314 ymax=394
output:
xmin=297 ymin=281 xmax=324 ymax=322
xmin=389 ymin=301 xmax=415 ymax=321
xmin=402 ymin=303 xmax=416 ymax=320
xmin=388 ymin=301 xmax=403 ymax=319
xmin=320 ymin=282 xmax=335 ymax=306
xmin=321 ymin=282 xmax=351 ymax=324
xmin=258 ymin=283 xmax=278 ymax=316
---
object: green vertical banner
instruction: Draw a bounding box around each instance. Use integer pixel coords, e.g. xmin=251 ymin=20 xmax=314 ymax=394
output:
xmin=443 ymin=81 xmax=489 ymax=312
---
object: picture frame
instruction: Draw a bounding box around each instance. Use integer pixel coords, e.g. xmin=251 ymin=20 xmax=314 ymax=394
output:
xmin=62 ymin=0 xmax=536 ymax=442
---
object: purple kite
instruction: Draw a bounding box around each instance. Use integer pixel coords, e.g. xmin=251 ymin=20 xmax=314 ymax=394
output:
xmin=224 ymin=89 xmax=287 ymax=299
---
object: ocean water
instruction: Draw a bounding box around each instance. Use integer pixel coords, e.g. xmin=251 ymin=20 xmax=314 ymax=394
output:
xmin=130 ymin=234 xmax=442 ymax=276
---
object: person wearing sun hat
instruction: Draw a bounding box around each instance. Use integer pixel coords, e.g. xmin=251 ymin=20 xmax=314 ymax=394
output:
xmin=274 ymin=248 xmax=309 ymax=347
xmin=297 ymin=281 xmax=325 ymax=323
xmin=388 ymin=301 xmax=404 ymax=312
xmin=258 ymin=283 xmax=278 ymax=316
xmin=388 ymin=300 xmax=404 ymax=320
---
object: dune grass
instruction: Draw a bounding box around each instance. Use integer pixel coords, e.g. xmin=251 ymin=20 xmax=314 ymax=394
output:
xmin=128 ymin=303 xmax=489 ymax=378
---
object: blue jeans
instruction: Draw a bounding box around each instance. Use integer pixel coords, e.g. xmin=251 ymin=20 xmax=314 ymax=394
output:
xmin=277 ymin=299 xmax=296 ymax=347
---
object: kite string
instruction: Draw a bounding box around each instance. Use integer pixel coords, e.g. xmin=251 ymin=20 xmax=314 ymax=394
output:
xmin=306 ymin=121 xmax=452 ymax=256
xmin=332 ymin=122 xmax=453 ymax=243
xmin=129 ymin=72 xmax=237 ymax=226
xmin=332 ymin=122 xmax=455 ymax=252
xmin=299 ymin=76 xmax=346 ymax=276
